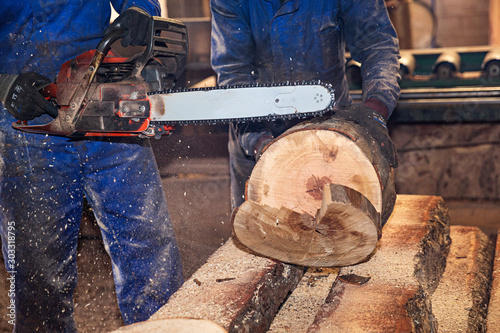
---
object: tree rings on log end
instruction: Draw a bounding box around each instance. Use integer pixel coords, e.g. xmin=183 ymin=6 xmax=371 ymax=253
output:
xmin=232 ymin=184 xmax=381 ymax=267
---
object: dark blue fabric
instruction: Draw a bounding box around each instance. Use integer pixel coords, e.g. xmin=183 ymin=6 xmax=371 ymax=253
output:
xmin=0 ymin=1 xmax=182 ymax=331
xmin=210 ymin=0 xmax=401 ymax=208
xmin=0 ymin=0 xmax=160 ymax=79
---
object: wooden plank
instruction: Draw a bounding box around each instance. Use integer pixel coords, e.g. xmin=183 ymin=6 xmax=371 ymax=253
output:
xmin=114 ymin=318 xmax=227 ymax=332
xmin=303 ymin=195 xmax=451 ymax=332
xmin=487 ymin=230 xmax=500 ymax=332
xmin=121 ymin=237 xmax=305 ymax=333
xmin=432 ymin=226 xmax=496 ymax=332
xmin=268 ymin=268 xmax=340 ymax=333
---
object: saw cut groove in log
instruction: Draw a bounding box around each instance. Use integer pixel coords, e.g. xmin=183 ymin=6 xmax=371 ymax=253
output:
xmin=233 ymin=184 xmax=381 ymax=267
xmin=234 ymin=116 xmax=395 ymax=267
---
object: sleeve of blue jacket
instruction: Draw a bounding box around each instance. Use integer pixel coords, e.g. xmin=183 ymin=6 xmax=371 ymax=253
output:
xmin=340 ymin=0 xmax=401 ymax=115
xmin=111 ymin=0 xmax=161 ymax=16
xmin=211 ymin=0 xmax=257 ymax=86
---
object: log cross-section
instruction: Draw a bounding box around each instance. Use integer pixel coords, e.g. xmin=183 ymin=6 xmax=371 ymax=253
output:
xmin=233 ymin=183 xmax=381 ymax=267
xmin=233 ymin=116 xmax=395 ymax=267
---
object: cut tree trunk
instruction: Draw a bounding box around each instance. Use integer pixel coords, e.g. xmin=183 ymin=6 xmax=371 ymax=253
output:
xmin=233 ymin=116 xmax=395 ymax=267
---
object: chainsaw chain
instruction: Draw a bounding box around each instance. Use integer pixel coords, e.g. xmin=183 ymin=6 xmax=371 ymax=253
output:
xmin=148 ymin=80 xmax=335 ymax=125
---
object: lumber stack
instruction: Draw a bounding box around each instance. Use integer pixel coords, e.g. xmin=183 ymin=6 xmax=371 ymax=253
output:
xmin=112 ymin=195 xmax=500 ymax=333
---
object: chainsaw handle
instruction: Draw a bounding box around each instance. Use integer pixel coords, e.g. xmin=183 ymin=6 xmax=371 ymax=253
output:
xmin=96 ymin=27 xmax=125 ymax=55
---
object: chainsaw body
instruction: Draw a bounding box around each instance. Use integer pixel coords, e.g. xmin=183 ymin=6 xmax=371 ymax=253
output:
xmin=12 ymin=17 xmax=335 ymax=138
xmin=14 ymin=16 xmax=188 ymax=138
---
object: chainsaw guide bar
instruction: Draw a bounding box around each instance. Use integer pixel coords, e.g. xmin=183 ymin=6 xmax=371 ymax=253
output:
xmin=148 ymin=81 xmax=335 ymax=126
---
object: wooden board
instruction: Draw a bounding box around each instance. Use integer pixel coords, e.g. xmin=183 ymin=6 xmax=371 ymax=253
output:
xmin=303 ymin=195 xmax=451 ymax=332
xmin=432 ymin=226 xmax=496 ymax=332
xmin=131 ymin=237 xmax=304 ymax=333
xmin=113 ymin=195 xmax=456 ymax=333
xmin=113 ymin=318 xmax=227 ymax=332
xmin=487 ymin=230 xmax=500 ymax=332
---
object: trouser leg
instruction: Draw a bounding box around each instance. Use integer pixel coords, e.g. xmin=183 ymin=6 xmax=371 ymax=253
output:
xmin=80 ymin=138 xmax=183 ymax=324
xmin=0 ymin=131 xmax=83 ymax=332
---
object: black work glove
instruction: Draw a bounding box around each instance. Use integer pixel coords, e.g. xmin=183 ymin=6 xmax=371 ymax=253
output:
xmin=0 ymin=73 xmax=58 ymax=121
xmin=104 ymin=7 xmax=151 ymax=47
xmin=252 ymin=134 xmax=274 ymax=162
xmin=335 ymin=100 xmax=398 ymax=168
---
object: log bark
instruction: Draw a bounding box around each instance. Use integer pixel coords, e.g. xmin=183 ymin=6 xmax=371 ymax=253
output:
xmin=233 ymin=116 xmax=395 ymax=267
xmin=304 ymin=195 xmax=451 ymax=333
xmin=432 ymin=226 xmax=496 ymax=333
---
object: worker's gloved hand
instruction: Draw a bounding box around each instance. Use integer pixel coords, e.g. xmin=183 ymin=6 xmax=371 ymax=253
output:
xmin=0 ymin=73 xmax=58 ymax=121
xmin=105 ymin=7 xmax=151 ymax=47
xmin=252 ymin=134 xmax=274 ymax=162
xmin=336 ymin=99 xmax=398 ymax=168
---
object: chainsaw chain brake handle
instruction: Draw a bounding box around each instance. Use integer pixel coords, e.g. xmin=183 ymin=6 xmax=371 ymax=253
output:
xmin=13 ymin=16 xmax=188 ymax=137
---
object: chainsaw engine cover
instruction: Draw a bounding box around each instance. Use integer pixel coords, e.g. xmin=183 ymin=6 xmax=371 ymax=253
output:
xmin=55 ymin=50 xmax=153 ymax=134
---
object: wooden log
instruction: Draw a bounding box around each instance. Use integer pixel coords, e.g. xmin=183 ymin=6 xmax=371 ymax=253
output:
xmin=487 ymin=230 xmax=500 ymax=333
xmin=302 ymin=195 xmax=451 ymax=332
xmin=233 ymin=184 xmax=381 ymax=267
xmin=233 ymin=116 xmax=396 ymax=267
xmin=432 ymin=226 xmax=496 ymax=332
xmin=126 ymin=237 xmax=305 ymax=333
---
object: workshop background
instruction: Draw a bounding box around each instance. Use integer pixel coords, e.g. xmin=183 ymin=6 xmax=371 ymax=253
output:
xmin=1 ymin=0 xmax=500 ymax=331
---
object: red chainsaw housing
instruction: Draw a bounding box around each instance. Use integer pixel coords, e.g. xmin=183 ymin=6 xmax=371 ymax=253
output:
xmin=53 ymin=50 xmax=172 ymax=137
xmin=13 ymin=16 xmax=188 ymax=138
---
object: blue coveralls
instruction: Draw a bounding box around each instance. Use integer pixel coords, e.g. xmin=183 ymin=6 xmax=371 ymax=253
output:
xmin=211 ymin=0 xmax=401 ymax=208
xmin=0 ymin=1 xmax=183 ymax=331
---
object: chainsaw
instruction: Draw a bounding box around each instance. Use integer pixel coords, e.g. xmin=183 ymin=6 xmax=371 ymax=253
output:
xmin=13 ymin=17 xmax=335 ymax=139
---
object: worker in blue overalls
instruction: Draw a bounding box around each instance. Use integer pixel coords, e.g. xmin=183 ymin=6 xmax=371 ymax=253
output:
xmin=211 ymin=0 xmax=401 ymax=218
xmin=0 ymin=1 xmax=183 ymax=331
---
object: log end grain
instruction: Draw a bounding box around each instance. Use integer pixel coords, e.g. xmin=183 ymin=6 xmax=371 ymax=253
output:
xmin=233 ymin=184 xmax=381 ymax=267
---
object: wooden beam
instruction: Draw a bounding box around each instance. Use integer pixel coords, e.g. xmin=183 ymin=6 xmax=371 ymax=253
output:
xmin=135 ymin=238 xmax=304 ymax=332
xmin=432 ymin=226 xmax=496 ymax=332
xmin=487 ymin=230 xmax=500 ymax=332
xmin=304 ymin=195 xmax=451 ymax=332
